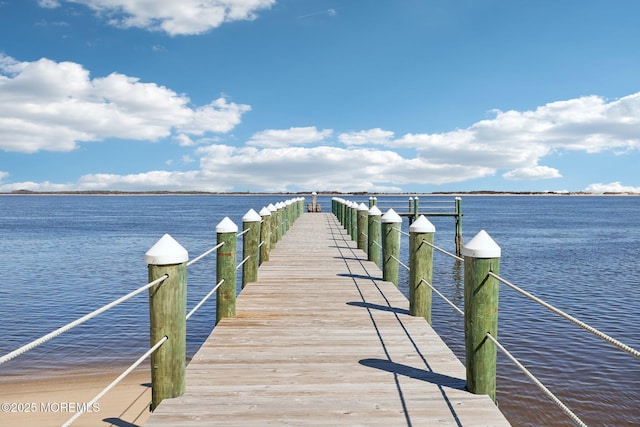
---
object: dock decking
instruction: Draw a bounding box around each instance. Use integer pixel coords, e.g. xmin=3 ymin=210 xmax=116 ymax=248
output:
xmin=144 ymin=213 xmax=511 ymax=426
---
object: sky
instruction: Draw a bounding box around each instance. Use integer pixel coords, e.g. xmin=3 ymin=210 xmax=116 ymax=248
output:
xmin=0 ymin=0 xmax=639 ymax=194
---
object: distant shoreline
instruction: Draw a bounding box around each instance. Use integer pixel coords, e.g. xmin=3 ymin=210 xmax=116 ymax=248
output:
xmin=1 ymin=190 xmax=638 ymax=196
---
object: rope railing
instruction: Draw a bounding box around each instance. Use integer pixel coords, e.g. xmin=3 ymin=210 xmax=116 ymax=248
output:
xmin=485 ymin=333 xmax=587 ymax=427
xmin=419 ymin=278 xmax=464 ymax=316
xmin=488 ymin=272 xmax=640 ymax=360
xmin=389 ymin=254 xmax=410 ymax=272
xmin=236 ymin=255 xmax=251 ymax=270
xmin=0 ymin=274 xmax=169 ymax=366
xmin=187 ymin=242 xmax=225 ymax=267
xmin=423 ymin=239 xmax=463 ymax=262
xmin=186 ymin=279 xmax=225 ymax=320
xmin=237 ymin=227 xmax=251 ymax=237
xmin=63 ymin=335 xmax=169 ymax=427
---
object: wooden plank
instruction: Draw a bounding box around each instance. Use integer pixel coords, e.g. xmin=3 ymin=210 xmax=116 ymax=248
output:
xmin=145 ymin=213 xmax=511 ymax=426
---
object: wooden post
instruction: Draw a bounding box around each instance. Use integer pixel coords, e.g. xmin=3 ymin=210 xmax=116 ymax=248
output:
xmin=455 ymin=197 xmax=463 ymax=257
xmin=368 ymin=196 xmax=374 ymax=208
xmin=350 ymin=201 xmax=358 ymax=241
xmin=282 ymin=201 xmax=289 ymax=235
xmin=242 ymin=209 xmax=261 ymax=289
xmin=409 ymin=215 xmax=435 ymax=324
xmin=259 ymin=206 xmax=271 ymax=265
xmin=463 ymin=230 xmax=501 ymax=402
xmin=344 ymin=200 xmax=352 ymax=235
xmin=286 ymin=199 xmax=293 ymax=231
xmin=145 ymin=234 xmax=188 ymax=411
xmin=268 ymin=203 xmax=277 ymax=248
xmin=356 ymin=203 xmax=368 ymax=251
xmin=381 ymin=208 xmax=402 ymax=286
xmin=408 ymin=197 xmax=413 ymax=224
xmin=275 ymin=202 xmax=283 ymax=243
xmin=368 ymin=205 xmax=382 ymax=267
xmin=216 ymin=217 xmax=237 ymax=325
xmin=413 ymin=196 xmax=419 ymax=219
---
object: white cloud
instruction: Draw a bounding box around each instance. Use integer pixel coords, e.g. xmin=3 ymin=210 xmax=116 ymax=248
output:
xmin=0 ymin=54 xmax=250 ymax=153
xmin=38 ymin=0 xmax=60 ymax=8
xmin=0 ymin=143 xmax=495 ymax=193
xmin=394 ymin=93 xmax=640 ymax=178
xmin=503 ymin=166 xmax=562 ymax=180
xmin=583 ymin=182 xmax=640 ymax=193
xmin=247 ymin=127 xmax=333 ymax=148
xmin=3 ymin=88 xmax=639 ymax=193
xmin=48 ymin=0 xmax=276 ymax=36
xmin=338 ymin=128 xmax=394 ymax=146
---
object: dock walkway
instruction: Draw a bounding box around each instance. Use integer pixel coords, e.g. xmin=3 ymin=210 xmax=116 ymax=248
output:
xmin=145 ymin=213 xmax=511 ymax=426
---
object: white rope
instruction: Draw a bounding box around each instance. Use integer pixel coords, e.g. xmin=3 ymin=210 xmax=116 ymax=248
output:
xmin=258 ymin=240 xmax=265 ymax=248
xmin=186 ymin=279 xmax=225 ymax=320
xmin=419 ymin=278 xmax=464 ymax=316
xmin=0 ymin=275 xmax=169 ymax=366
xmin=399 ymin=229 xmax=410 ymax=237
xmin=488 ymin=272 xmax=640 ymax=360
xmin=62 ymin=336 xmax=168 ymax=427
xmin=187 ymin=242 xmax=224 ymax=267
xmin=422 ymin=239 xmax=463 ymax=262
xmin=485 ymin=333 xmax=587 ymax=427
xmin=236 ymin=255 xmax=250 ymax=270
xmin=388 ymin=254 xmax=410 ymax=272
xmin=237 ymin=228 xmax=251 ymax=237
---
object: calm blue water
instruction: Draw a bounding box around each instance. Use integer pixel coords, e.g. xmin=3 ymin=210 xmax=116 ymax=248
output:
xmin=0 ymin=194 xmax=638 ymax=426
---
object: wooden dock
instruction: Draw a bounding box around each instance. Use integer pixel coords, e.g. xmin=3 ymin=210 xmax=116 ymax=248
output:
xmin=145 ymin=213 xmax=511 ymax=426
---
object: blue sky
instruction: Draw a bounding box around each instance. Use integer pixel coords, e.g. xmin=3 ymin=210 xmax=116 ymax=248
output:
xmin=0 ymin=0 xmax=639 ymax=193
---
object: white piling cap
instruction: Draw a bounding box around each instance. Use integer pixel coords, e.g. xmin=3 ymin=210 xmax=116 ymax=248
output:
xmin=285 ymin=199 xmax=293 ymax=205
xmin=242 ymin=208 xmax=261 ymax=222
xmin=409 ymin=215 xmax=435 ymax=233
xmin=267 ymin=203 xmax=277 ymax=212
xmin=358 ymin=203 xmax=369 ymax=211
xmin=369 ymin=205 xmax=382 ymax=216
xmin=381 ymin=208 xmax=402 ymax=223
xmin=259 ymin=206 xmax=272 ymax=216
xmin=145 ymin=234 xmax=188 ymax=265
xmin=462 ymin=230 xmax=501 ymax=258
xmin=216 ymin=217 xmax=238 ymax=233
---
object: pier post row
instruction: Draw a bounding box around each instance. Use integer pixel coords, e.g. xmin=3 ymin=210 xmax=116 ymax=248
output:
xmin=145 ymin=234 xmax=189 ymax=410
xmin=242 ymin=209 xmax=262 ymax=289
xmin=409 ymin=215 xmax=436 ymax=324
xmin=462 ymin=230 xmax=501 ymax=402
xmin=381 ymin=208 xmax=402 ymax=286
xmin=216 ymin=217 xmax=238 ymax=325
